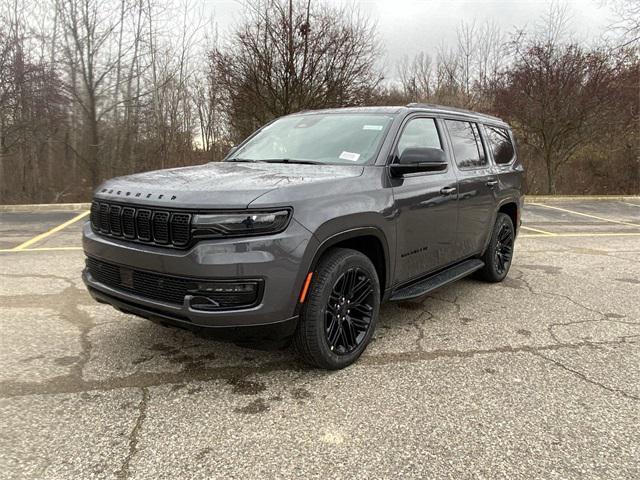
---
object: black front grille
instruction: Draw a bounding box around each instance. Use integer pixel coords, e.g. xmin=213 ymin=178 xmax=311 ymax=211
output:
xmin=90 ymin=201 xmax=191 ymax=248
xmin=86 ymin=257 xmax=261 ymax=309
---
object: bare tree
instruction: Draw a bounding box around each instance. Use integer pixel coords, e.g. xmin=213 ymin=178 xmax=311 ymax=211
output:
xmin=606 ymin=0 xmax=640 ymax=48
xmin=0 ymin=0 xmax=637 ymax=202
xmin=397 ymin=52 xmax=432 ymax=102
xmin=457 ymin=20 xmax=476 ymax=100
xmin=494 ymin=42 xmax=636 ymax=193
xmin=56 ymin=0 xmax=124 ymax=184
xmin=212 ymin=0 xmax=383 ymax=140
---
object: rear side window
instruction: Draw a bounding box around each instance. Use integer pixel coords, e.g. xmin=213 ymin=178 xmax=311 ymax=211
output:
xmin=397 ymin=118 xmax=442 ymax=156
xmin=445 ymin=120 xmax=487 ymax=169
xmin=484 ymin=125 xmax=515 ymax=164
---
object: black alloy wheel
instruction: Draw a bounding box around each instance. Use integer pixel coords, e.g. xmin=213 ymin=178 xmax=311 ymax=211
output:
xmin=477 ymin=212 xmax=515 ymax=282
xmin=325 ymin=267 xmax=375 ymax=355
xmin=294 ymin=248 xmax=380 ymax=369
xmin=494 ymin=222 xmax=514 ymax=275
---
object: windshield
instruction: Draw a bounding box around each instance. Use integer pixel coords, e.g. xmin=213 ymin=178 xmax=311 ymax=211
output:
xmin=227 ymin=113 xmax=394 ymax=165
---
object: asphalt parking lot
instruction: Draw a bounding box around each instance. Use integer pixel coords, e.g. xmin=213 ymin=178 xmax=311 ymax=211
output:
xmin=1 ymin=198 xmax=639 ymax=479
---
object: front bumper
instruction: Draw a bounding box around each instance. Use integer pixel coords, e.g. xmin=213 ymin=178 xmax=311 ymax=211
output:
xmin=82 ymin=219 xmax=317 ymax=328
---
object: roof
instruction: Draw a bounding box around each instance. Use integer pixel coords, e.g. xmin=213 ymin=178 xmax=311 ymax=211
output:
xmin=293 ymin=106 xmax=405 ymax=115
xmin=292 ymin=104 xmax=508 ymax=126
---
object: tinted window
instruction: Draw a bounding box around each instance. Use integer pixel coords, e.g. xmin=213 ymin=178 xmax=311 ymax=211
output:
xmin=397 ymin=118 xmax=442 ymax=156
xmin=484 ymin=126 xmax=515 ymax=164
xmin=445 ymin=120 xmax=487 ymax=168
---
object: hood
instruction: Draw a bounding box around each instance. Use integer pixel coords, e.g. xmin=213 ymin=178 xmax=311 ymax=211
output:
xmin=94 ymin=162 xmax=364 ymax=209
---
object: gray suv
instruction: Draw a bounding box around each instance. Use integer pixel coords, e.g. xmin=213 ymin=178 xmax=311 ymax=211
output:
xmin=83 ymin=104 xmax=523 ymax=369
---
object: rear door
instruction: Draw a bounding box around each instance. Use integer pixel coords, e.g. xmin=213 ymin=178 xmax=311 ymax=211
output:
xmin=443 ymin=119 xmax=497 ymax=258
xmin=391 ymin=116 xmax=459 ymax=284
xmin=482 ymin=123 xmax=523 ymax=217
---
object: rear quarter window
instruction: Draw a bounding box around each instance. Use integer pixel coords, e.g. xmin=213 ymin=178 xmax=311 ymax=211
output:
xmin=484 ymin=126 xmax=515 ymax=165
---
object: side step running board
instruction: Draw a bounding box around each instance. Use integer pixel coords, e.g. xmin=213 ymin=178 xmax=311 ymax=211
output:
xmin=390 ymin=259 xmax=484 ymax=301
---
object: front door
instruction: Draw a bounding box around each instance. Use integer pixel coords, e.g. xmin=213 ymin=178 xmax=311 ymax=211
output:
xmin=391 ymin=116 xmax=459 ymax=284
xmin=443 ymin=119 xmax=497 ymax=257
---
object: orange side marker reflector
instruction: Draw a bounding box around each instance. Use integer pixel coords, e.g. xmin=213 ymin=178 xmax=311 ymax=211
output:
xmin=299 ymin=272 xmax=313 ymax=303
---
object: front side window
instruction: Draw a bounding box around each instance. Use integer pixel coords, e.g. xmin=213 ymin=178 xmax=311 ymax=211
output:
xmin=445 ymin=120 xmax=487 ymax=169
xmin=484 ymin=125 xmax=515 ymax=164
xmin=228 ymin=114 xmax=394 ymax=165
xmin=396 ymin=118 xmax=442 ymax=156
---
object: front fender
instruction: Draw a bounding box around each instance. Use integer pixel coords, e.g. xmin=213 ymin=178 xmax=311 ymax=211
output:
xmin=292 ymin=213 xmax=395 ymax=311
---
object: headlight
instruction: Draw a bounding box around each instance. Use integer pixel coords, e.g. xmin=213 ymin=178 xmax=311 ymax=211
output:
xmin=191 ymin=209 xmax=291 ymax=238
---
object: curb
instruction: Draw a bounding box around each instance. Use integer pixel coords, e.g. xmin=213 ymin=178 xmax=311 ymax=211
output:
xmin=0 ymin=203 xmax=91 ymax=213
xmin=524 ymin=195 xmax=638 ymax=203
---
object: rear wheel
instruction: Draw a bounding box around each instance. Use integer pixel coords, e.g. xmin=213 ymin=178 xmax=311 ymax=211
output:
xmin=294 ymin=248 xmax=380 ymax=369
xmin=477 ymin=213 xmax=515 ymax=282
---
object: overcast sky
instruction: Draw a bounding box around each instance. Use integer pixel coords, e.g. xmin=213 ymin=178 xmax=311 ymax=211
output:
xmin=203 ymin=0 xmax=615 ymax=76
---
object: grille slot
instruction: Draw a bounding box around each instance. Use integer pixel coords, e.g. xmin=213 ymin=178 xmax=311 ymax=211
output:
xmin=99 ymin=203 xmax=110 ymax=232
xmin=136 ymin=209 xmax=152 ymax=241
xmin=109 ymin=205 xmax=122 ymax=235
xmin=90 ymin=202 xmax=100 ymax=229
xmin=152 ymin=212 xmax=170 ymax=244
xmin=86 ymin=257 xmax=261 ymax=309
xmin=170 ymin=213 xmax=191 ymax=246
xmin=90 ymin=201 xmax=193 ymax=248
xmin=122 ymin=207 xmax=136 ymax=238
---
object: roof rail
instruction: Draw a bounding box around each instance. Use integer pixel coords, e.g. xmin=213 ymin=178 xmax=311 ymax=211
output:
xmin=405 ymin=103 xmax=505 ymax=123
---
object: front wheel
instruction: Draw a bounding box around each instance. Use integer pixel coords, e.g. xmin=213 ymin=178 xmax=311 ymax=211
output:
xmin=477 ymin=212 xmax=515 ymax=282
xmin=293 ymin=248 xmax=380 ymax=369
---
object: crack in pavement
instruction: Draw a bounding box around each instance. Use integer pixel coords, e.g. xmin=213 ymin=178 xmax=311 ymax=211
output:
xmin=116 ymin=387 xmax=149 ymax=480
xmin=531 ymin=351 xmax=640 ymax=402
xmin=1 ymin=275 xmax=102 ymax=395
xmin=2 ymin=264 xmax=638 ymax=405
xmin=512 ymin=268 xmax=639 ymax=344
xmin=1 ymin=337 xmax=637 ymax=400
xmin=0 ymin=272 xmax=79 ymax=282
xmin=533 ymin=237 xmax=640 ymax=264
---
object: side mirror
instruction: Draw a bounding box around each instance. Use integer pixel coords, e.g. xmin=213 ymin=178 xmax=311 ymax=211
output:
xmin=390 ymin=147 xmax=448 ymax=176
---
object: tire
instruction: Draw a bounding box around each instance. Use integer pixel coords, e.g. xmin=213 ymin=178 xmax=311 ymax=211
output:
xmin=477 ymin=213 xmax=515 ymax=282
xmin=293 ymin=248 xmax=380 ymax=369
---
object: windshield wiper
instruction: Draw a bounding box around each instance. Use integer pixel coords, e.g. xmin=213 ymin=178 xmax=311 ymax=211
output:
xmin=225 ymin=158 xmax=263 ymax=163
xmin=260 ymin=159 xmax=323 ymax=165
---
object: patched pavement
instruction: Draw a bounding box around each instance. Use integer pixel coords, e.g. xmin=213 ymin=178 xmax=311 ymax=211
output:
xmin=1 ymin=199 xmax=639 ymax=479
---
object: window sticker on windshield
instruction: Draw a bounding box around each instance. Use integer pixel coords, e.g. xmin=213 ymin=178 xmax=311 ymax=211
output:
xmin=362 ymin=125 xmax=384 ymax=131
xmin=295 ymin=117 xmax=321 ymax=128
xmin=339 ymin=151 xmax=360 ymax=162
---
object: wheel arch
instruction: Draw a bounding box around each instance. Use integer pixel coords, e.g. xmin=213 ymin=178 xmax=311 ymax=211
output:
xmin=497 ymin=199 xmax=520 ymax=233
xmin=481 ymin=197 xmax=520 ymax=255
xmin=307 ymin=227 xmax=390 ymax=298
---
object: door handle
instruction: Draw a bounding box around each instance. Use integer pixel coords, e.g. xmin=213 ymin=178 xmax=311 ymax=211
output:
xmin=486 ymin=180 xmax=498 ymax=187
xmin=440 ymin=186 xmax=457 ymax=196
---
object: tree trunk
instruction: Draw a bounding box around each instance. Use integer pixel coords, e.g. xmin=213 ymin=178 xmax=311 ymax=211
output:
xmin=546 ymin=154 xmax=556 ymax=194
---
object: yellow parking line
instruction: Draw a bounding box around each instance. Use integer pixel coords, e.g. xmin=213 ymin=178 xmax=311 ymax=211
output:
xmin=521 ymin=226 xmax=556 ymax=236
xmin=520 ymin=232 xmax=640 ymax=238
xmin=0 ymin=246 xmax=83 ymax=253
xmin=11 ymin=211 xmax=90 ymax=251
xmin=529 ymin=203 xmax=640 ymax=227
